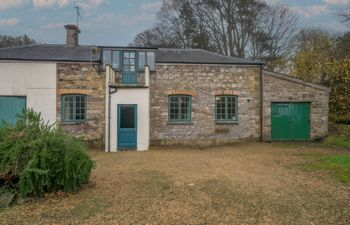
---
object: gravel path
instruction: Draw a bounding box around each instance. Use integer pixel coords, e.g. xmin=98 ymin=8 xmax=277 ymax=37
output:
xmin=1 ymin=142 xmax=349 ymax=225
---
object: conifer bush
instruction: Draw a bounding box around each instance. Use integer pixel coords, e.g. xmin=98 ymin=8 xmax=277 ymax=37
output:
xmin=0 ymin=109 xmax=94 ymax=197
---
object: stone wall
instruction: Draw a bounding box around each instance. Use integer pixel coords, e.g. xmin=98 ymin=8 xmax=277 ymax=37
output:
xmin=262 ymin=71 xmax=329 ymax=140
xmin=56 ymin=63 xmax=105 ymax=146
xmin=150 ymin=64 xmax=262 ymax=147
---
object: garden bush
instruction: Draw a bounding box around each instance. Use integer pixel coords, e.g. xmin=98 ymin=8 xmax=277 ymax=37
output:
xmin=329 ymin=114 xmax=350 ymax=125
xmin=0 ymin=109 xmax=94 ymax=197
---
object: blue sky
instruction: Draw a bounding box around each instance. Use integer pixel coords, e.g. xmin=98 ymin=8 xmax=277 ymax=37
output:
xmin=0 ymin=0 xmax=348 ymax=46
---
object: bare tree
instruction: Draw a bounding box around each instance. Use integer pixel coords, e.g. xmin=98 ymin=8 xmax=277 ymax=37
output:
xmin=250 ymin=3 xmax=297 ymax=70
xmin=195 ymin=0 xmax=266 ymax=58
xmin=131 ymin=0 xmax=298 ymax=72
xmin=131 ymin=23 xmax=180 ymax=48
xmin=0 ymin=35 xmax=37 ymax=48
xmin=338 ymin=7 xmax=350 ymax=24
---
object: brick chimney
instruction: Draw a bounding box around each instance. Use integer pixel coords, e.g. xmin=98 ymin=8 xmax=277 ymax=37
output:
xmin=65 ymin=24 xmax=80 ymax=46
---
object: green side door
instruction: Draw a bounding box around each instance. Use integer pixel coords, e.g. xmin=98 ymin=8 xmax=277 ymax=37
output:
xmin=0 ymin=96 xmax=26 ymax=127
xmin=271 ymin=102 xmax=311 ymax=141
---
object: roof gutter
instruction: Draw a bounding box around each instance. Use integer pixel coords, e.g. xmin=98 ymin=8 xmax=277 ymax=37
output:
xmin=0 ymin=58 xmax=101 ymax=63
xmin=156 ymin=61 xmax=264 ymax=66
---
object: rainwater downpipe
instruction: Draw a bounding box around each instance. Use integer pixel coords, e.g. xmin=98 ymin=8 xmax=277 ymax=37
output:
xmin=260 ymin=64 xmax=264 ymax=142
xmin=108 ymin=86 xmax=117 ymax=152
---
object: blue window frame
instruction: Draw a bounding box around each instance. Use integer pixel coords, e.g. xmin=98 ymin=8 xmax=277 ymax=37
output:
xmin=215 ymin=95 xmax=238 ymax=123
xmin=61 ymin=95 xmax=87 ymax=123
xmin=168 ymin=95 xmax=192 ymax=123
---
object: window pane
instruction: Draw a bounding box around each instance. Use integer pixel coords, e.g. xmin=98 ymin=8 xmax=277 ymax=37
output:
xmin=112 ymin=51 xmax=120 ymax=68
xmin=120 ymin=106 xmax=135 ymax=128
xmin=103 ymin=50 xmax=111 ymax=68
xmin=124 ymin=58 xmax=130 ymax=65
xmin=63 ymin=96 xmax=70 ymax=121
xmin=147 ymin=52 xmax=155 ymax=70
xmin=169 ymin=95 xmax=191 ymax=122
xmin=215 ymin=96 xmax=225 ymax=120
xmin=215 ymin=96 xmax=237 ymax=121
xmin=123 ymin=51 xmax=130 ymax=59
xmin=138 ymin=52 xmax=146 ymax=69
xmin=62 ymin=95 xmax=86 ymax=122
xmin=227 ymin=96 xmax=236 ymax=120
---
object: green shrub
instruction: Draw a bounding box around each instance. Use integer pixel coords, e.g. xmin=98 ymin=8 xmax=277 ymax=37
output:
xmin=324 ymin=136 xmax=350 ymax=149
xmin=329 ymin=114 xmax=350 ymax=125
xmin=0 ymin=109 xmax=94 ymax=197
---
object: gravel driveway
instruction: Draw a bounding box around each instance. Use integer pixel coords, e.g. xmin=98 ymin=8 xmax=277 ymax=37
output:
xmin=1 ymin=142 xmax=350 ymax=224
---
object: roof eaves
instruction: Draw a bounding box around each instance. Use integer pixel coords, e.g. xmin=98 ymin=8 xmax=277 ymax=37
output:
xmin=0 ymin=58 xmax=100 ymax=63
xmin=155 ymin=61 xmax=263 ymax=65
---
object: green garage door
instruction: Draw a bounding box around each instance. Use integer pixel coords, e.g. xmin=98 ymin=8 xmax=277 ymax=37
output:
xmin=0 ymin=96 xmax=26 ymax=126
xmin=271 ymin=102 xmax=311 ymax=141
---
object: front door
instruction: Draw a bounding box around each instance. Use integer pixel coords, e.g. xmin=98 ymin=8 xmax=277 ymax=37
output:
xmin=122 ymin=51 xmax=137 ymax=84
xmin=118 ymin=105 xmax=137 ymax=150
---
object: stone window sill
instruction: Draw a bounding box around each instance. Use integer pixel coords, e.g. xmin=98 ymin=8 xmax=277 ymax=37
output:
xmin=215 ymin=121 xmax=239 ymax=124
xmin=167 ymin=122 xmax=193 ymax=125
xmin=62 ymin=121 xmax=88 ymax=125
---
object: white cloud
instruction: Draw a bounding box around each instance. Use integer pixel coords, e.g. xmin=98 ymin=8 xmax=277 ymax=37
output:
xmin=93 ymin=11 xmax=156 ymax=27
xmin=0 ymin=0 xmax=27 ymax=10
xmin=140 ymin=2 xmax=162 ymax=12
xmin=33 ymin=0 xmax=70 ymax=8
xmin=77 ymin=0 xmax=106 ymax=10
xmin=0 ymin=18 xmax=20 ymax=26
xmin=291 ymin=5 xmax=330 ymax=18
xmin=41 ymin=22 xmax=64 ymax=29
xmin=323 ymin=0 xmax=350 ymax=5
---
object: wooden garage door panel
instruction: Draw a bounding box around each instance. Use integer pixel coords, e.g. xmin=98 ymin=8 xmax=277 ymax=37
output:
xmin=271 ymin=102 xmax=310 ymax=141
xmin=0 ymin=96 xmax=26 ymax=126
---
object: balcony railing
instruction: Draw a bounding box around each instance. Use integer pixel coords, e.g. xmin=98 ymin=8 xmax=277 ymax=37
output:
xmin=105 ymin=65 xmax=150 ymax=87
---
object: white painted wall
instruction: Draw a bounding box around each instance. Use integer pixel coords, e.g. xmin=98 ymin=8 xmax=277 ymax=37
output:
xmin=109 ymin=88 xmax=150 ymax=151
xmin=0 ymin=62 xmax=57 ymax=123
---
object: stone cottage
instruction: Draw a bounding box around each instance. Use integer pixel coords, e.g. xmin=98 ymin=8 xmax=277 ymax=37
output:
xmin=0 ymin=24 xmax=330 ymax=151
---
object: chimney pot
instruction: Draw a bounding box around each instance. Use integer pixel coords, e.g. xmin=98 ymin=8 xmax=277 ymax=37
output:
xmin=65 ymin=24 xmax=80 ymax=46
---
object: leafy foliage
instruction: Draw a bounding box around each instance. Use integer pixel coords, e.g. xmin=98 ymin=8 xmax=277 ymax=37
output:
xmin=324 ymin=136 xmax=350 ymax=149
xmin=293 ymin=29 xmax=350 ymax=119
xmin=292 ymin=28 xmax=334 ymax=83
xmin=0 ymin=109 xmax=94 ymax=197
xmin=323 ymin=57 xmax=350 ymax=116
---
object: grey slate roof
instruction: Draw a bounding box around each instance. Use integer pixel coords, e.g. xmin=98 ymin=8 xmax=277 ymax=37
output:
xmin=0 ymin=44 xmax=262 ymax=65
xmin=156 ymin=48 xmax=263 ymax=65
xmin=0 ymin=44 xmax=100 ymax=62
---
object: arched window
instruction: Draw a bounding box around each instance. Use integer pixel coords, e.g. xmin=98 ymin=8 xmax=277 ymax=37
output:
xmin=61 ymin=94 xmax=87 ymax=123
xmin=168 ymin=95 xmax=192 ymax=123
xmin=215 ymin=95 xmax=238 ymax=123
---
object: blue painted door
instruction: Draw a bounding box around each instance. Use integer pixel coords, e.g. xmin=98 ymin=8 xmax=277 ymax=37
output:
xmin=122 ymin=51 xmax=137 ymax=84
xmin=0 ymin=96 xmax=26 ymax=127
xmin=118 ymin=105 xmax=137 ymax=150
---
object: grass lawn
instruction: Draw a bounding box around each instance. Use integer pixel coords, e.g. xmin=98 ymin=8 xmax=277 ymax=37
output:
xmin=304 ymin=153 xmax=350 ymax=183
xmin=1 ymin=143 xmax=350 ymax=225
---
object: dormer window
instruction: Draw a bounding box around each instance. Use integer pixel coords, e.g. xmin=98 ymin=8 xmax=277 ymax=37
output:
xmin=102 ymin=49 xmax=155 ymax=71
